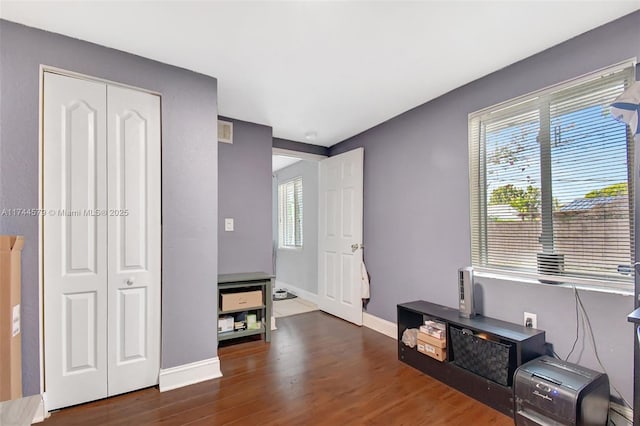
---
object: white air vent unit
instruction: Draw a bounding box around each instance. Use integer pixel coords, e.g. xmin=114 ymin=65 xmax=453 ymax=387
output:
xmin=218 ymin=120 xmax=233 ymax=144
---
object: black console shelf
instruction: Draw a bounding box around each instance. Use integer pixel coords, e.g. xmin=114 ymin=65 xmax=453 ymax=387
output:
xmin=398 ymin=300 xmax=546 ymax=416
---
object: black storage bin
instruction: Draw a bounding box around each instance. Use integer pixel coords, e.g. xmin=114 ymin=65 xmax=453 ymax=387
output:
xmin=450 ymin=327 xmax=512 ymax=386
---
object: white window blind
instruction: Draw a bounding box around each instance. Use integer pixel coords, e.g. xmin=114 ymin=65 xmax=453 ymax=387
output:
xmin=278 ymin=177 xmax=303 ymax=247
xmin=469 ymin=63 xmax=635 ymax=288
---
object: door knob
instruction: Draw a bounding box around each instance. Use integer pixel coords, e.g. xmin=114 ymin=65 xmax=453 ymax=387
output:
xmin=126 ymin=277 xmax=134 ymax=286
xmin=351 ymin=243 xmax=364 ymax=252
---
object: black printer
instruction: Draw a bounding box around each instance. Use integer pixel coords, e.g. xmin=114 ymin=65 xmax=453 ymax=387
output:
xmin=513 ymin=356 xmax=610 ymax=425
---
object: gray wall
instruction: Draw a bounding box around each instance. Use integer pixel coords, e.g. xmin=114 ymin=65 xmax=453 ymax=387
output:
xmin=274 ymin=160 xmax=319 ymax=294
xmin=218 ymin=117 xmax=273 ymax=275
xmin=0 ymin=20 xmax=218 ymax=395
xmin=330 ymin=11 xmax=640 ymax=403
xmin=273 ymin=137 xmax=329 ymax=157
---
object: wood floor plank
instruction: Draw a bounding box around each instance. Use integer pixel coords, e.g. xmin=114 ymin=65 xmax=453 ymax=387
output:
xmin=42 ymin=311 xmax=513 ymax=425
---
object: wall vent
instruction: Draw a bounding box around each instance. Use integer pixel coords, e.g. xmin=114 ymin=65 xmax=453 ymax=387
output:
xmin=218 ymin=120 xmax=233 ymax=144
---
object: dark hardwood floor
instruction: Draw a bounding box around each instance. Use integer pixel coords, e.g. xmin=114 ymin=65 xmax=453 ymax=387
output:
xmin=42 ymin=311 xmax=513 ymax=425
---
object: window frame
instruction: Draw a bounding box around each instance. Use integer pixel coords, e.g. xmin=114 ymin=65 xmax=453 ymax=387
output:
xmin=278 ymin=176 xmax=303 ymax=249
xmin=468 ymin=60 xmax=636 ymax=291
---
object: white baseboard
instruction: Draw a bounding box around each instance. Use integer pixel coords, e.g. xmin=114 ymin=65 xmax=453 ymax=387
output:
xmin=32 ymin=393 xmax=49 ymax=423
xmin=159 ymin=357 xmax=222 ymax=392
xmin=0 ymin=394 xmax=46 ymax=424
xmin=363 ymin=312 xmax=397 ymax=340
xmin=275 ymin=280 xmax=319 ymax=305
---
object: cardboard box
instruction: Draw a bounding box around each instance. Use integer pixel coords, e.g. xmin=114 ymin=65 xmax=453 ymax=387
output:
xmin=218 ymin=316 xmax=234 ymax=333
xmin=221 ymin=290 xmax=263 ymax=312
xmin=417 ymin=340 xmax=447 ymax=362
xmin=0 ymin=235 xmax=24 ymax=402
xmin=417 ymin=331 xmax=446 ymax=349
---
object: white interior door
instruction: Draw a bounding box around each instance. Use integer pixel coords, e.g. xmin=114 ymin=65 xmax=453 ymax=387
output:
xmin=44 ymin=72 xmax=161 ymax=408
xmin=318 ymin=148 xmax=364 ymax=325
xmin=106 ymin=85 xmax=161 ymax=396
xmin=43 ymin=72 xmax=109 ymax=409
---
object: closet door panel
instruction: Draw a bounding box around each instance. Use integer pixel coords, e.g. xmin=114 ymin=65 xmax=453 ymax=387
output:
xmin=43 ymin=72 xmax=108 ymax=410
xmin=107 ymin=85 xmax=161 ymax=396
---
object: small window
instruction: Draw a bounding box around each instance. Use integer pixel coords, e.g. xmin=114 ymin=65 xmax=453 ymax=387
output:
xmin=469 ymin=63 xmax=635 ymax=289
xmin=278 ymin=177 xmax=303 ymax=248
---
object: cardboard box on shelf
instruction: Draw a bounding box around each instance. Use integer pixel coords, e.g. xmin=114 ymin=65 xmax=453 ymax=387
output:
xmin=417 ymin=340 xmax=447 ymax=362
xmin=221 ymin=290 xmax=262 ymax=312
xmin=417 ymin=331 xmax=446 ymax=349
xmin=218 ymin=316 xmax=234 ymax=333
xmin=0 ymin=235 xmax=24 ymax=402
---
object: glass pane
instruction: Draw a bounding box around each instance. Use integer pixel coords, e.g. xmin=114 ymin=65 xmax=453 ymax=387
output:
xmin=484 ymin=108 xmax=541 ymax=271
xmin=550 ymin=84 xmax=632 ymax=280
xmin=294 ymin=179 xmax=303 ymax=246
xmin=286 ymin=182 xmax=295 ymax=246
xmin=279 ymin=178 xmax=304 ymax=247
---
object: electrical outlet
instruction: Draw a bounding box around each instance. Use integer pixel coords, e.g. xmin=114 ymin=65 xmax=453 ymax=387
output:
xmin=524 ymin=312 xmax=537 ymax=329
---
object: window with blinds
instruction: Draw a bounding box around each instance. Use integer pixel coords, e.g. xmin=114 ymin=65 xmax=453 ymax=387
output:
xmin=278 ymin=177 xmax=303 ymax=248
xmin=469 ymin=63 xmax=635 ymax=289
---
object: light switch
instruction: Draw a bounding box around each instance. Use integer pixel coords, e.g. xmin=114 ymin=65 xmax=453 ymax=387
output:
xmin=225 ymin=218 xmax=234 ymax=232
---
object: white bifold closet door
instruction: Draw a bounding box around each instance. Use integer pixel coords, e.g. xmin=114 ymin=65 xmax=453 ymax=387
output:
xmin=43 ymin=72 xmax=161 ymax=410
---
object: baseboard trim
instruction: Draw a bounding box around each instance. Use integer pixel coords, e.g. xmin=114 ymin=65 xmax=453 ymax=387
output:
xmin=0 ymin=394 xmax=46 ymax=424
xmin=32 ymin=393 xmax=48 ymax=423
xmin=363 ymin=312 xmax=397 ymax=340
xmin=275 ymin=280 xmax=319 ymax=305
xmin=159 ymin=357 xmax=222 ymax=392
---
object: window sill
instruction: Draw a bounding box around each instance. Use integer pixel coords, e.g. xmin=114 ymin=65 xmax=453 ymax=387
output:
xmin=278 ymin=246 xmax=303 ymax=252
xmin=474 ymin=269 xmax=634 ymax=297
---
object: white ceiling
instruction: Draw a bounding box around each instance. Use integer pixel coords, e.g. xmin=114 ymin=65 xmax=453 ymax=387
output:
xmin=2 ymin=1 xmax=639 ymax=147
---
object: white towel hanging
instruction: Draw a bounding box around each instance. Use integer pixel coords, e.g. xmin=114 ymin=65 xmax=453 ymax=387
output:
xmin=361 ymin=261 xmax=370 ymax=299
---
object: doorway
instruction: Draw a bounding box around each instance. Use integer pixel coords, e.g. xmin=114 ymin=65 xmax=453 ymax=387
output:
xmin=271 ymin=147 xmax=365 ymax=326
xmin=272 ymin=150 xmax=321 ymax=320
